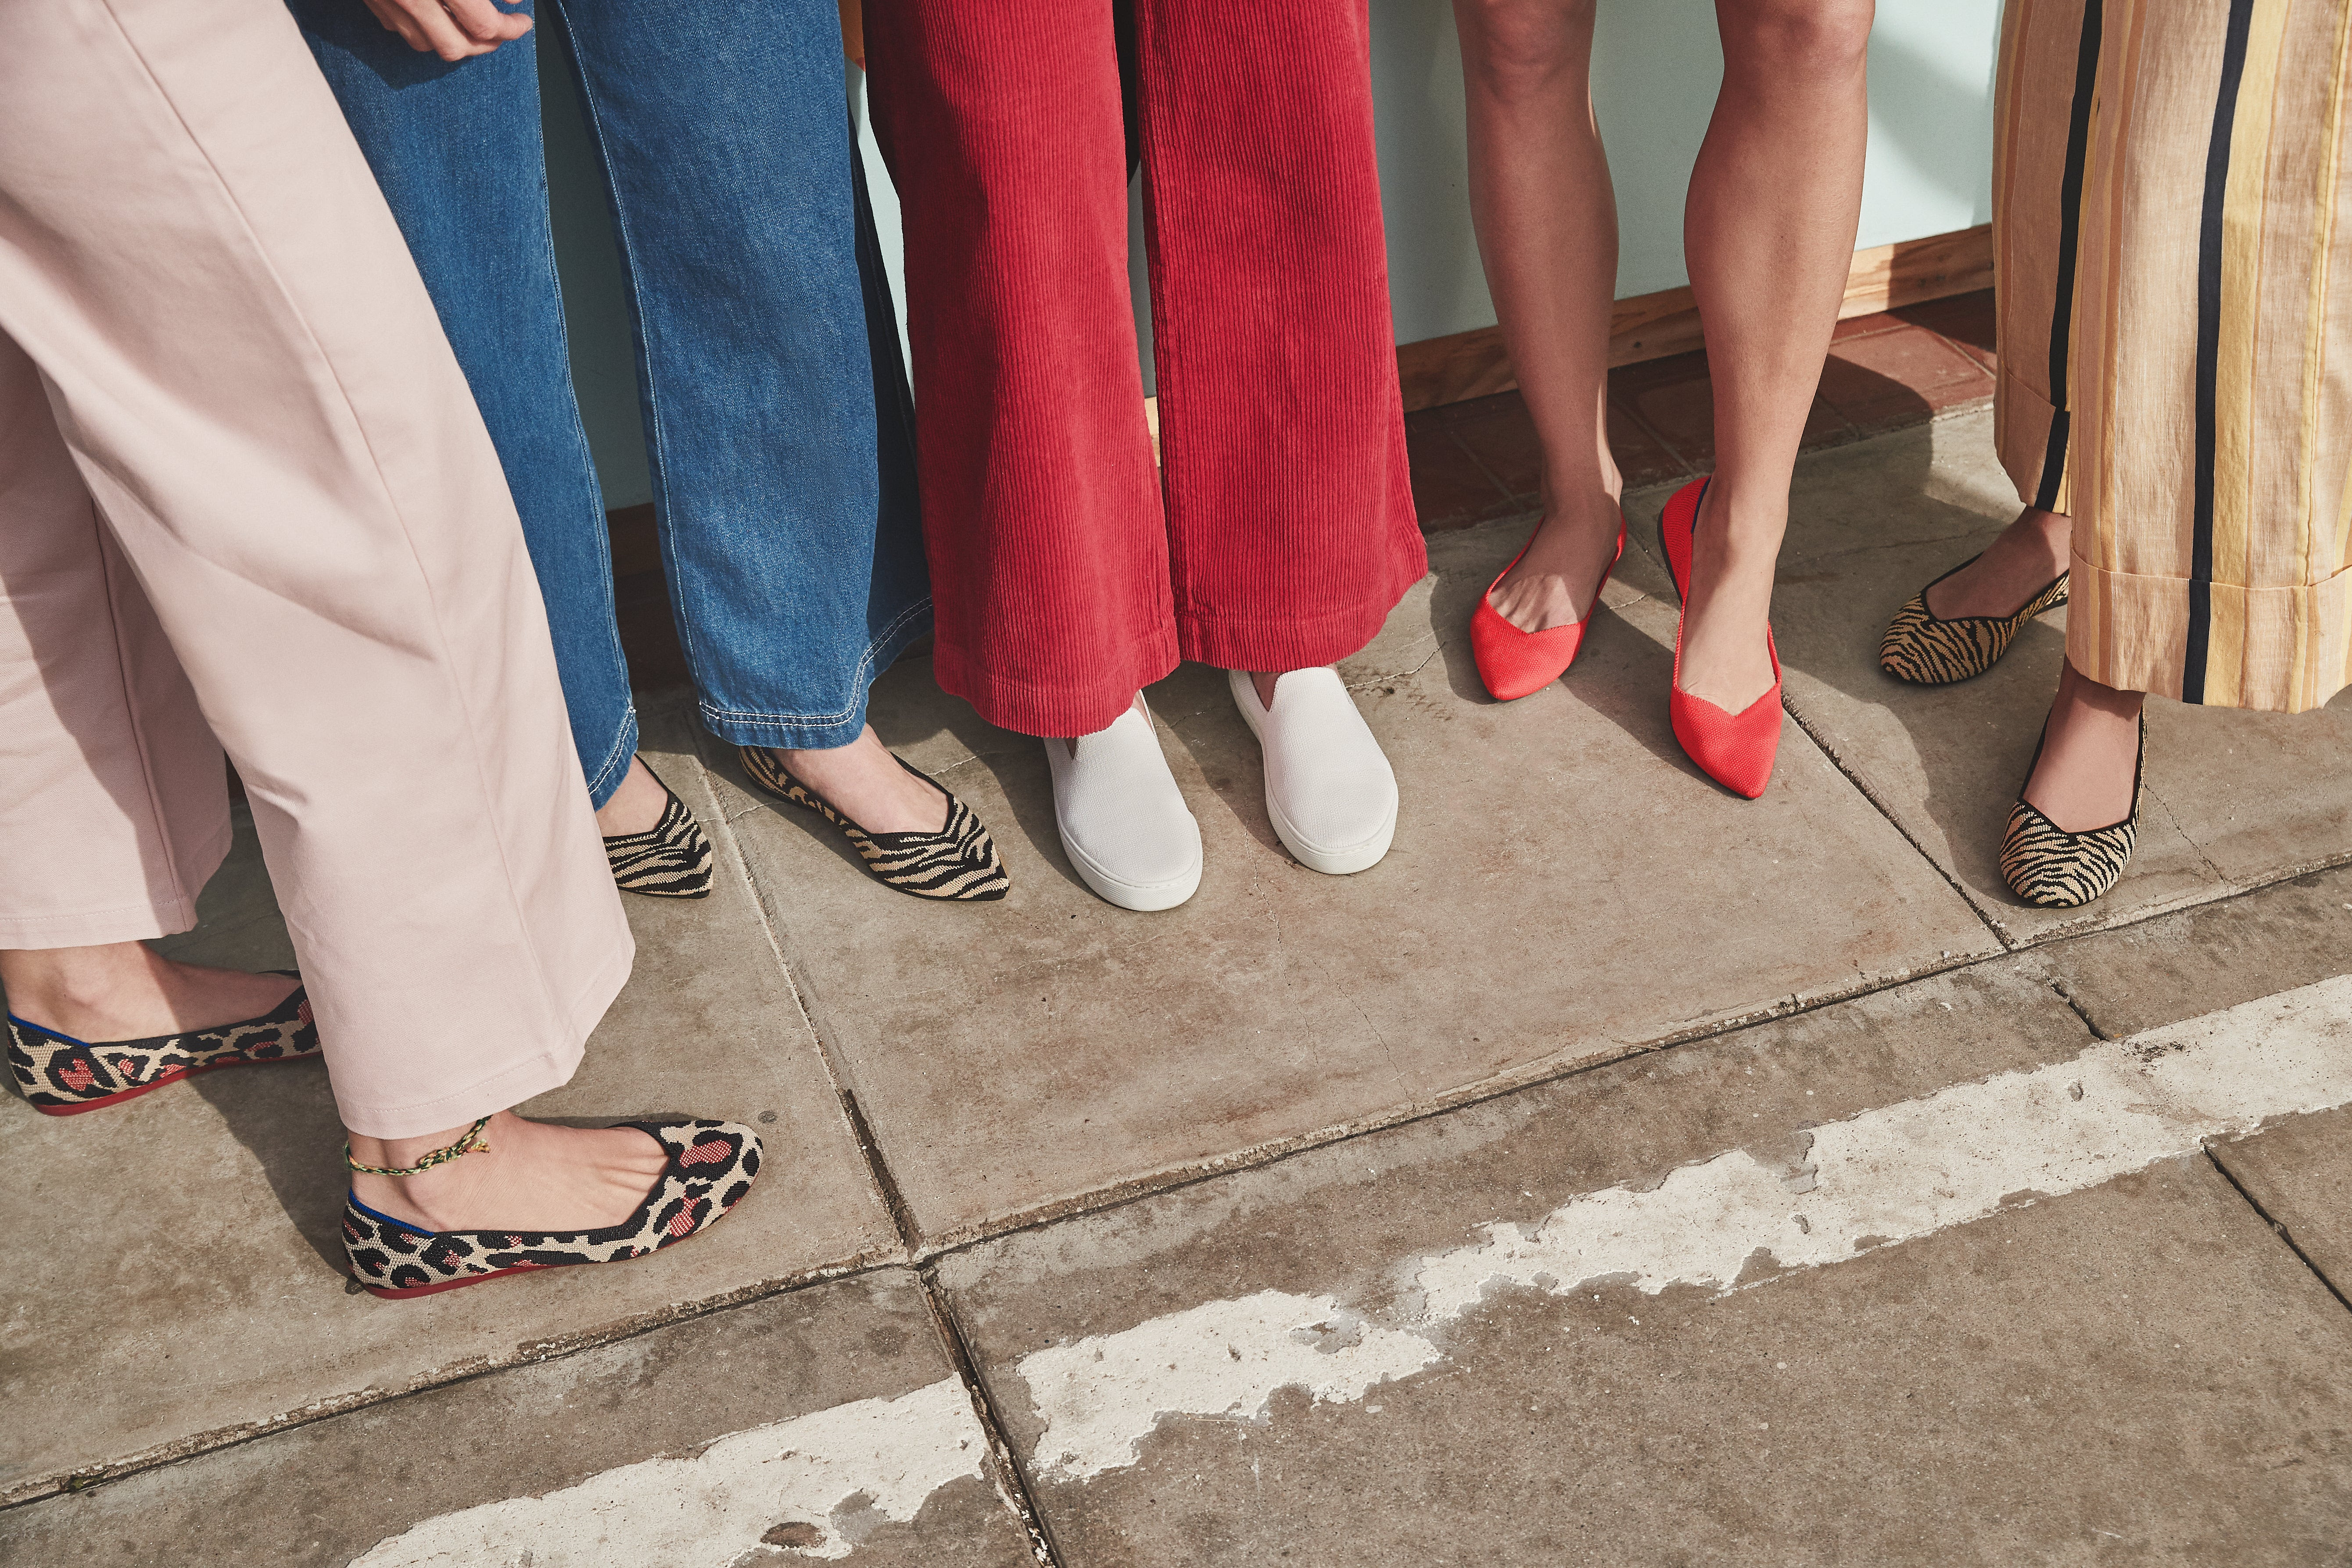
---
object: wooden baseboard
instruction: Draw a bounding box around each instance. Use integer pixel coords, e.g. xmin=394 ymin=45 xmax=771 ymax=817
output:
xmin=1395 ymin=222 xmax=1993 ymax=415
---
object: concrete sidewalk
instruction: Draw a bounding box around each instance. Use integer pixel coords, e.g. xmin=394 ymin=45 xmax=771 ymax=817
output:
xmin=4 ymin=410 xmax=2347 ymax=1565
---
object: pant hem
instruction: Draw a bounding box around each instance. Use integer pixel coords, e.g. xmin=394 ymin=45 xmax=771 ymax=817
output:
xmin=933 ymin=626 xmax=1182 ymax=737
xmin=0 ymin=820 xmax=234 ymax=950
xmin=583 ymin=706 xmax=641 ymax=811
xmin=697 ymin=598 xmax=935 ymax=750
xmin=2066 ymin=552 xmax=2352 ymax=714
xmin=1174 ymin=549 xmax=1429 ymax=676
xmin=329 ymin=939 xmax=634 ymax=1139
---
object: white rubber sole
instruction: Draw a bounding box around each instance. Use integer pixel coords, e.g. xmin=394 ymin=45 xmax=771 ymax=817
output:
xmin=1058 ymin=830 xmax=1203 ymax=912
xmin=1231 ymin=674 xmax=1398 ymax=877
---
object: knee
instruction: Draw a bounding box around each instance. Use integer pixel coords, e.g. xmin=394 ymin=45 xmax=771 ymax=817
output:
xmin=1457 ymin=0 xmax=1600 ymax=103
xmin=1719 ymin=0 xmax=1875 ymax=82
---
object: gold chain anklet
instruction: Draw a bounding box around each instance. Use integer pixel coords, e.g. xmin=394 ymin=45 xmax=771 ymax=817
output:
xmin=346 ymin=1116 xmax=491 ymax=1176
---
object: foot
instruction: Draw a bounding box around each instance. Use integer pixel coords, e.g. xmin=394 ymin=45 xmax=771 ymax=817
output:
xmin=1677 ymin=481 xmax=1782 ymax=713
xmin=2022 ymin=660 xmax=2144 ymax=831
xmin=1488 ymin=492 xmax=1624 ymax=634
xmin=753 ymin=725 xmax=947 ymax=835
xmin=1926 ymin=506 xmax=2071 ymax=620
xmin=1232 ymin=669 xmax=1397 ymax=875
xmin=347 ymin=1110 xmax=674 ymax=1235
xmin=593 ymin=755 xmax=671 ymax=838
xmin=0 ymin=943 xmax=297 ymax=1042
xmin=1048 ymin=694 xmax=1202 ymax=912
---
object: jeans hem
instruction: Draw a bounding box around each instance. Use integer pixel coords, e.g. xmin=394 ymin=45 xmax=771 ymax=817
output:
xmin=696 ymin=596 xmax=934 ymax=750
xmin=582 ymin=705 xmax=640 ymax=810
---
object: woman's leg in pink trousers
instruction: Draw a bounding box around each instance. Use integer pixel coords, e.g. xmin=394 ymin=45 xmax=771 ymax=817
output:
xmin=0 ymin=0 xmax=684 ymax=1236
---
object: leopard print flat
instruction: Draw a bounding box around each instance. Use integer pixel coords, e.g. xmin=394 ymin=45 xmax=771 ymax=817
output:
xmin=6 ymin=974 xmax=317 ymax=1115
xmin=740 ymin=746 xmax=1010 ymax=901
xmin=603 ymin=766 xmax=715 ymax=899
xmin=2000 ymin=715 xmax=2144 ymax=909
xmin=341 ymin=1119 xmax=761 ymax=1299
xmin=1879 ymin=556 xmax=2068 ymax=685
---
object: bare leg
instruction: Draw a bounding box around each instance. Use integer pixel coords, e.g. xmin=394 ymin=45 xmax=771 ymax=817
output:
xmin=0 ymin=942 xmax=296 ymax=1039
xmin=751 ymin=723 xmax=949 ymax=834
xmin=1678 ymin=0 xmax=1875 ymax=709
xmin=1925 ymin=506 xmax=2072 ymax=619
xmin=2024 ymin=658 xmax=2144 ymax=831
xmin=348 ymin=1109 xmax=672 ymax=1234
xmin=1452 ymin=0 xmax=1624 ymax=633
xmin=592 ymin=755 xmax=673 ymax=837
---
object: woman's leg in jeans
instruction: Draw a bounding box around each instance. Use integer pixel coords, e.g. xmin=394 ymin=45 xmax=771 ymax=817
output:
xmin=556 ymin=0 xmax=939 ymax=830
xmin=294 ymin=0 xmax=645 ymax=820
xmin=1678 ymin=0 xmax=1875 ymax=710
xmin=1452 ymin=0 xmax=1623 ymax=633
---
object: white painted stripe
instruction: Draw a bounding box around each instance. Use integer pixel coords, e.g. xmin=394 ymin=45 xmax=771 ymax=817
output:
xmin=353 ymin=976 xmax=2350 ymax=1559
xmin=351 ymin=1378 xmax=982 ymax=1565
xmin=1016 ymin=975 xmax=2352 ymax=1481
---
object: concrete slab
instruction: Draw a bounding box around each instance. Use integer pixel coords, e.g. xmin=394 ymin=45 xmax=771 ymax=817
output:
xmin=0 ymin=1271 xmax=1040 ymax=1567
xmin=709 ymin=522 xmax=1993 ymax=1247
xmin=1739 ymin=408 xmax=2352 ymax=945
xmin=936 ymin=956 xmax=2352 ymax=1567
xmin=2210 ymin=1104 xmax=2352 ymax=1302
xmin=0 ymin=707 xmax=896 ymax=1502
xmin=2029 ymin=863 xmax=2352 ymax=1038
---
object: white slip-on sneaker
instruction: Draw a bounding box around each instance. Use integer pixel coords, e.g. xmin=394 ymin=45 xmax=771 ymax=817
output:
xmin=1046 ymin=696 xmax=1204 ymax=912
xmin=1228 ymin=667 xmax=1397 ymax=876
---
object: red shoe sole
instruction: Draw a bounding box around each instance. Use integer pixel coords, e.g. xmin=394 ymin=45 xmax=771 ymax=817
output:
xmin=354 ymin=1209 xmax=720 ymax=1300
xmin=30 ymin=1051 xmax=306 ymax=1116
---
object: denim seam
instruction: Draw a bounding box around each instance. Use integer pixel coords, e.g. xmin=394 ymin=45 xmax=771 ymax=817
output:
xmin=696 ymin=593 xmax=932 ymax=727
xmin=556 ymin=8 xmax=705 ymax=697
xmin=582 ymin=702 xmax=638 ymax=802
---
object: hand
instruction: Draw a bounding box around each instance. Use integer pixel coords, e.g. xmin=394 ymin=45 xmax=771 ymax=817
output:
xmin=361 ymin=0 xmax=532 ymax=61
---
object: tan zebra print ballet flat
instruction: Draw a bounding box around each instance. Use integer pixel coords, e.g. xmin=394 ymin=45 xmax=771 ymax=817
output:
xmin=739 ymin=746 xmax=1010 ymax=901
xmin=1879 ymin=556 xmax=2068 ymax=685
xmin=2000 ymin=714 xmax=2144 ymax=909
xmin=602 ymin=764 xmax=714 ymax=899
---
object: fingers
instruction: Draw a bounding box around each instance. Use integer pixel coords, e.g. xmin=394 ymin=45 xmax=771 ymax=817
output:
xmin=359 ymin=0 xmax=529 ymax=61
xmin=443 ymin=0 xmax=535 ymax=47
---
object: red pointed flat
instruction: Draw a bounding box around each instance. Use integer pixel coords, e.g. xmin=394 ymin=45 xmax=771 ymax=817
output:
xmin=1470 ymin=519 xmax=1627 ymax=701
xmin=1659 ymin=478 xmax=1782 ymax=799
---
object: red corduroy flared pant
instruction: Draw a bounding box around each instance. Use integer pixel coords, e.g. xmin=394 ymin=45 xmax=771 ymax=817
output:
xmin=864 ymin=0 xmax=1427 ymax=739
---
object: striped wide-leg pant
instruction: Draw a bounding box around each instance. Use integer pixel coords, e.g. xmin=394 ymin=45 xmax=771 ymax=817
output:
xmin=1996 ymin=0 xmax=2352 ymax=713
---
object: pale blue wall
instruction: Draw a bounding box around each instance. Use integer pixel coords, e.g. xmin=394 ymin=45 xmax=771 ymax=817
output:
xmin=555 ymin=0 xmax=2001 ymax=507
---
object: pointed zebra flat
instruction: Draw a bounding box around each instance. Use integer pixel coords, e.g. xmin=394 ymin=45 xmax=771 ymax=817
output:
xmin=603 ymin=764 xmax=715 ymax=899
xmin=739 ymin=746 xmax=1010 ymax=901
xmin=2000 ymin=714 xmax=2144 ymax=909
xmin=1879 ymin=556 xmax=2069 ymax=686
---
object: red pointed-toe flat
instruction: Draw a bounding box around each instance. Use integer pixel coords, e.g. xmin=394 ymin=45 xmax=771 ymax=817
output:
xmin=1659 ymin=478 xmax=1782 ymax=799
xmin=1470 ymin=519 xmax=1626 ymax=702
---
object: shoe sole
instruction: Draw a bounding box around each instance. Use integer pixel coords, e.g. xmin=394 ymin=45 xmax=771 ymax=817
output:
xmin=1231 ymin=681 xmax=1397 ymax=876
xmin=355 ymin=1185 xmax=737 ymax=1300
xmin=1059 ymin=832 xmax=1202 ymax=913
xmin=28 ymin=1051 xmax=308 ymax=1116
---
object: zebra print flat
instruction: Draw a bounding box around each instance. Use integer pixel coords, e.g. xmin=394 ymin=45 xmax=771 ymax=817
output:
xmin=739 ymin=746 xmax=1010 ymax=902
xmin=2000 ymin=714 xmax=2144 ymax=909
xmin=1879 ymin=557 xmax=2068 ymax=685
xmin=602 ymin=766 xmax=714 ymax=899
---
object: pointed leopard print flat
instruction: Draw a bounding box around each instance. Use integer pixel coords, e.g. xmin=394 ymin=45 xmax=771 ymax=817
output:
xmin=2000 ymin=715 xmax=2144 ymax=909
xmin=1879 ymin=556 xmax=2069 ymax=685
xmin=739 ymin=746 xmax=1010 ymax=901
xmin=341 ymin=1119 xmax=761 ymax=1299
xmin=6 ymin=974 xmax=317 ymax=1115
xmin=603 ymin=763 xmax=715 ymax=899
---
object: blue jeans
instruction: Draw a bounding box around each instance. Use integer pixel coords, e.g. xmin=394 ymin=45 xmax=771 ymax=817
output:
xmin=295 ymin=0 xmax=929 ymax=805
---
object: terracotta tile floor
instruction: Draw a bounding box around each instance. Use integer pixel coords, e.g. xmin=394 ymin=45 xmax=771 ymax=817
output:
xmin=612 ymin=289 xmax=2000 ymax=684
xmin=1409 ymin=287 xmax=1998 ymax=532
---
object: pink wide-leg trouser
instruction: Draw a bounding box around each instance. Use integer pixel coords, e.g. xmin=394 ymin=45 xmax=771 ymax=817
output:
xmin=0 ymin=0 xmax=634 ymax=1138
